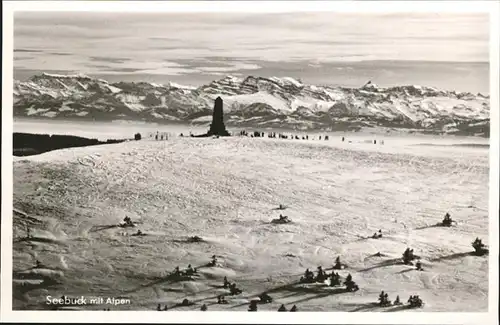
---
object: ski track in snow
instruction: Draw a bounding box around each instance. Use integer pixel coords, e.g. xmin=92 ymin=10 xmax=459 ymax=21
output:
xmin=12 ymin=135 xmax=489 ymax=311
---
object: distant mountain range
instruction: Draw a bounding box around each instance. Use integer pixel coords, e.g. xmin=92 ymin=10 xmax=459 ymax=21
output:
xmin=14 ymin=73 xmax=490 ymax=136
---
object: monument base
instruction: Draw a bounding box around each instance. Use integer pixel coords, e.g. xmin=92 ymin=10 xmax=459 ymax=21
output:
xmin=207 ymin=129 xmax=230 ymax=137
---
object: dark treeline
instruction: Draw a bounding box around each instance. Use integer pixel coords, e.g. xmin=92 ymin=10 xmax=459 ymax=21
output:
xmin=13 ymin=132 xmax=129 ymax=157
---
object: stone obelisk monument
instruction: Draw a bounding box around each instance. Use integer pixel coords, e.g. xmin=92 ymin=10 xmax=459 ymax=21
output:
xmin=207 ymin=97 xmax=230 ymax=136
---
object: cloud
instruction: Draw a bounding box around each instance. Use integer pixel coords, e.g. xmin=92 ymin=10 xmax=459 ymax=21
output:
xmin=89 ymin=56 xmax=132 ymax=64
xmin=14 ymin=57 xmax=33 ymax=61
xmin=194 ymin=63 xmax=261 ymax=73
xmin=101 ymin=67 xmax=144 ymax=73
xmin=13 ymin=12 xmax=489 ymax=79
xmin=49 ymin=52 xmax=73 ymax=56
xmin=14 ymin=48 xmax=44 ymax=53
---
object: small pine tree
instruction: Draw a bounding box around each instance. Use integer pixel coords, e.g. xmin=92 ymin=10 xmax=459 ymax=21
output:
xmin=378 ymin=291 xmax=391 ymax=306
xmin=248 ymin=301 xmax=258 ymax=312
xmin=408 ymin=295 xmax=424 ymax=308
xmin=472 ymin=237 xmax=488 ymax=255
xmin=402 ymin=248 xmax=414 ymax=264
xmin=378 ymin=291 xmax=385 ymax=305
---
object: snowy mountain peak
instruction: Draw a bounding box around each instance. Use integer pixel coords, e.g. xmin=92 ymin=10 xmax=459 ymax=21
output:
xmin=362 ymin=80 xmax=378 ymax=90
xmin=275 ymin=77 xmax=304 ymax=88
xmin=34 ymin=72 xmax=101 ymax=82
xmin=222 ymin=75 xmax=243 ymax=82
xmin=167 ymin=81 xmax=197 ymax=90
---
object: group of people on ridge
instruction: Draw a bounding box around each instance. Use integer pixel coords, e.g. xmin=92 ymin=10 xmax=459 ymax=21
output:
xmin=240 ymin=130 xmax=331 ymax=141
xmin=153 ymin=131 xmax=169 ymax=141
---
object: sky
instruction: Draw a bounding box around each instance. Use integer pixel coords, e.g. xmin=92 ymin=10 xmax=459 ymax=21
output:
xmin=13 ymin=12 xmax=490 ymax=92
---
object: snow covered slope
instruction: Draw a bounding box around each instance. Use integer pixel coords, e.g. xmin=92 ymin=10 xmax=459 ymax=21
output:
xmin=12 ymin=136 xmax=489 ymax=311
xmin=14 ymin=74 xmax=490 ymax=136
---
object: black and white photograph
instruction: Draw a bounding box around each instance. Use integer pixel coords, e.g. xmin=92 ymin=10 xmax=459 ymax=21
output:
xmin=1 ymin=1 xmax=499 ymax=323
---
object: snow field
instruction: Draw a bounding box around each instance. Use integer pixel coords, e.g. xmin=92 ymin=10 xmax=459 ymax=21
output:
xmin=12 ymin=135 xmax=489 ymax=311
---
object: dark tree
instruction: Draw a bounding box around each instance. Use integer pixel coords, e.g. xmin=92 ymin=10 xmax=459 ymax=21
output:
xmin=472 ymin=237 xmax=488 ymax=255
xmin=248 ymin=301 xmax=258 ymax=312
xmin=402 ymin=248 xmax=415 ymax=264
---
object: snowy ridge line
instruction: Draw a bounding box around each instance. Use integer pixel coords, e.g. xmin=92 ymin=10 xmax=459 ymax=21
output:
xmin=13 ymin=73 xmax=490 ymax=136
